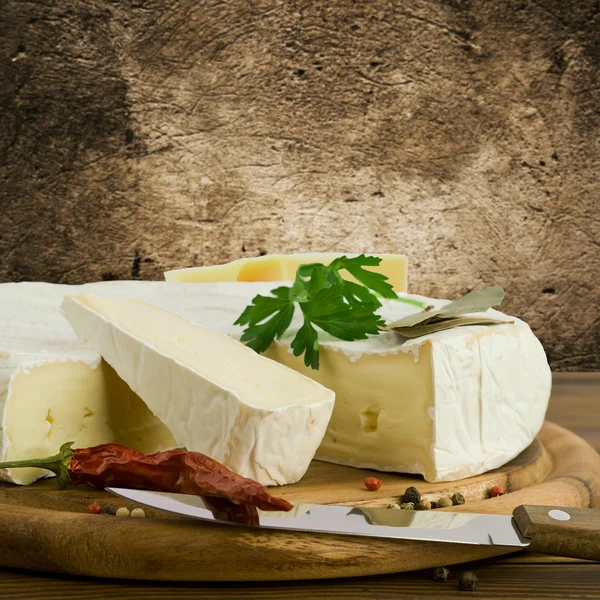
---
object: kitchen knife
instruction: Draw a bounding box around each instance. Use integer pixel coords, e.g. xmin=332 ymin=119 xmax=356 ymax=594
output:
xmin=107 ymin=488 xmax=600 ymax=561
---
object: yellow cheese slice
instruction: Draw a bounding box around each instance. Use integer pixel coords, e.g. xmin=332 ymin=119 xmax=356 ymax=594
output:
xmin=164 ymin=253 xmax=408 ymax=292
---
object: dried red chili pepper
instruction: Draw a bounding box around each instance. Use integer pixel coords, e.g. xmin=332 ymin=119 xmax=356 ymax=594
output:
xmin=0 ymin=442 xmax=292 ymax=524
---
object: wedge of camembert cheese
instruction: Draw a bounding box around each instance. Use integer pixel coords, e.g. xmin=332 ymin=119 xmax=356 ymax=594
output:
xmin=61 ymin=294 xmax=335 ymax=486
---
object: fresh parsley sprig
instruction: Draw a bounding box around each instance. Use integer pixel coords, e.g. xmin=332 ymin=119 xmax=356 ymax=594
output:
xmin=234 ymin=255 xmax=399 ymax=370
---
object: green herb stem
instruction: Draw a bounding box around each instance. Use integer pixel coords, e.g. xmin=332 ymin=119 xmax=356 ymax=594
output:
xmin=392 ymin=296 xmax=429 ymax=309
xmin=0 ymin=442 xmax=74 ymax=488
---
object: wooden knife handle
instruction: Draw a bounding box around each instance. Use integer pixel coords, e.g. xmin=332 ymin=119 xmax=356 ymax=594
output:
xmin=513 ymin=505 xmax=600 ymax=561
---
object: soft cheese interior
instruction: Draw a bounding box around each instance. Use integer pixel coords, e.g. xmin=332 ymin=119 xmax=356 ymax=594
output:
xmin=5 ymin=361 xmax=176 ymax=484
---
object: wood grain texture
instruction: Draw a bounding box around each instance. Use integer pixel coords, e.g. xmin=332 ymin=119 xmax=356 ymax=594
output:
xmin=0 ymin=422 xmax=597 ymax=582
xmin=513 ymin=505 xmax=600 ymax=561
xmin=0 ymin=561 xmax=599 ymax=599
xmin=0 ymin=1 xmax=599 ymax=370
xmin=546 ymin=373 xmax=600 ymax=452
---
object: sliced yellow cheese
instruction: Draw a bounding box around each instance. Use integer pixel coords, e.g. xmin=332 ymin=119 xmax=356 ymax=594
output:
xmin=164 ymin=253 xmax=409 ymax=292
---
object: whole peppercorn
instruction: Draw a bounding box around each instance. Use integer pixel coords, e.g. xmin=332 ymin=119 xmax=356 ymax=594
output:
xmin=437 ymin=496 xmax=453 ymax=508
xmin=402 ymin=486 xmax=421 ymax=504
xmin=451 ymin=492 xmax=465 ymax=506
xmin=415 ymin=499 xmax=432 ymax=511
xmin=101 ymin=505 xmax=116 ymax=515
xmin=86 ymin=503 xmax=102 ymax=514
xmin=116 ymin=507 xmax=131 ymax=517
xmin=430 ymin=501 xmax=439 ymax=509
xmin=387 ymin=503 xmax=401 ymax=509
xmin=433 ymin=566 xmax=450 ymax=581
xmin=131 ymin=507 xmax=146 ymax=518
xmin=458 ymin=571 xmax=478 ymax=591
xmin=364 ymin=476 xmax=382 ymax=491
xmin=490 ymin=485 xmax=506 ymax=498
xmin=400 ymin=502 xmax=415 ymax=510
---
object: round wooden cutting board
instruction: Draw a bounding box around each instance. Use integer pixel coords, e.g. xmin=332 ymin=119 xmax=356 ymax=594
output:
xmin=0 ymin=422 xmax=598 ymax=581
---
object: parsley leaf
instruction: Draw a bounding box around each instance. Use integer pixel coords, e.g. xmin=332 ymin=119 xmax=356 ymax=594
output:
xmin=329 ymin=255 xmax=397 ymax=300
xmin=234 ymin=255 xmax=397 ymax=369
xmin=290 ymin=319 xmax=320 ymax=370
xmin=236 ymin=294 xmax=294 ymax=354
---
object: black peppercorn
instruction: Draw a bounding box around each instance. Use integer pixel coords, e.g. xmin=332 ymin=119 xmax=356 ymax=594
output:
xmin=458 ymin=571 xmax=478 ymax=591
xmin=451 ymin=492 xmax=465 ymax=506
xmin=433 ymin=566 xmax=450 ymax=581
xmin=430 ymin=501 xmax=439 ymax=509
xmin=402 ymin=486 xmax=421 ymax=504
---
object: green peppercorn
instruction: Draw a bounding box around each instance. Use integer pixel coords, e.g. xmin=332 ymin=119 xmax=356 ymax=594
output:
xmin=415 ymin=499 xmax=432 ymax=510
xmin=451 ymin=492 xmax=465 ymax=506
xmin=101 ymin=505 xmax=116 ymax=515
xmin=458 ymin=571 xmax=478 ymax=591
xmin=437 ymin=496 xmax=453 ymax=508
xmin=433 ymin=566 xmax=450 ymax=581
xmin=402 ymin=486 xmax=421 ymax=504
xmin=400 ymin=502 xmax=415 ymax=510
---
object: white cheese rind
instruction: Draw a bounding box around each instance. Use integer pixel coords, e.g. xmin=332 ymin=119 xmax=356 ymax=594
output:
xmin=61 ymin=295 xmax=335 ymax=486
xmin=427 ymin=318 xmax=551 ymax=481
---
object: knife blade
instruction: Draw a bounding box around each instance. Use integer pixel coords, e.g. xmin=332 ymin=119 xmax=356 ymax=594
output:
xmin=107 ymin=488 xmax=600 ymax=560
xmin=107 ymin=487 xmax=530 ymax=548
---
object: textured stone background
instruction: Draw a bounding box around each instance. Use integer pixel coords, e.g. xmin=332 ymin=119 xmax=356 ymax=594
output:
xmin=0 ymin=0 xmax=598 ymax=370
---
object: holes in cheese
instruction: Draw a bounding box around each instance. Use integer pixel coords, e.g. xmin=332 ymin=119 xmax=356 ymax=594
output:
xmin=4 ymin=360 xmax=176 ymax=485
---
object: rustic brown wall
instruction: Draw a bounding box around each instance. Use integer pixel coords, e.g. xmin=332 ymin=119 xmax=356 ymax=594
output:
xmin=1 ymin=0 xmax=598 ymax=370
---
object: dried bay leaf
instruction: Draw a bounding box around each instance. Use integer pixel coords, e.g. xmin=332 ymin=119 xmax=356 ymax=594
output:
xmin=391 ymin=316 xmax=512 ymax=339
xmin=384 ymin=286 xmax=510 ymax=338
xmin=434 ymin=286 xmax=505 ymax=319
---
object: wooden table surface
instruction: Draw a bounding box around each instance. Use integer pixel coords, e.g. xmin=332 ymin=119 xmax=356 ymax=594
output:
xmin=1 ymin=372 xmax=598 ymax=599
